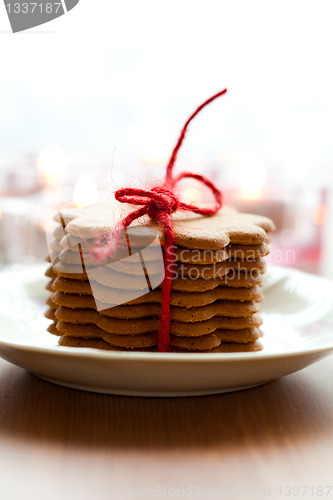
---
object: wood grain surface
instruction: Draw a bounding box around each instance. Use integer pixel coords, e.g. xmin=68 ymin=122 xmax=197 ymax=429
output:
xmin=0 ymin=356 xmax=333 ymax=500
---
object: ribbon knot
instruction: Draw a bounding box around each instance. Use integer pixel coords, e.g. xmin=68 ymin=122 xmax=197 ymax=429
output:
xmin=150 ymin=188 xmax=180 ymax=216
xmin=106 ymin=89 xmax=227 ymax=352
xmin=115 ymin=187 xmax=180 ymax=221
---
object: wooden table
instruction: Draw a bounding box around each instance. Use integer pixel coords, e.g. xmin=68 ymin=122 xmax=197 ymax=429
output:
xmin=0 ymin=355 xmax=333 ymax=500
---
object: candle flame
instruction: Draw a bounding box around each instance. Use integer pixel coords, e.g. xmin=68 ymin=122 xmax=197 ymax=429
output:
xmin=238 ymin=154 xmax=267 ymax=201
xmin=181 ymin=187 xmax=202 ymax=205
xmin=140 ymin=134 xmax=170 ymax=165
xmin=313 ymin=202 xmax=327 ymax=225
xmin=37 ymin=146 xmax=67 ymax=187
xmin=73 ymin=173 xmax=98 ymax=208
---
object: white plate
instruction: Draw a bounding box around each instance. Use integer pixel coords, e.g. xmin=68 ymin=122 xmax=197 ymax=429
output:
xmin=0 ymin=264 xmax=332 ymax=397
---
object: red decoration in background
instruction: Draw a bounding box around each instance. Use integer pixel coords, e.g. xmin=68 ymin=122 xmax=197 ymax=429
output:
xmin=97 ymin=89 xmax=227 ymax=352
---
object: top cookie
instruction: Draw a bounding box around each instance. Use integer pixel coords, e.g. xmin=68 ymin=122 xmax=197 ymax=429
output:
xmin=53 ymin=201 xmax=275 ymax=250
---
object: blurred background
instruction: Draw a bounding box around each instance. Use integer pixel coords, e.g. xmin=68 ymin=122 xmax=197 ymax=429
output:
xmin=1 ymin=0 xmax=333 ymax=276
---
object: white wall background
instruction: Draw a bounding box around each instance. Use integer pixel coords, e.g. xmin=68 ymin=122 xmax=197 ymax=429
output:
xmin=0 ymin=0 xmax=333 ymax=185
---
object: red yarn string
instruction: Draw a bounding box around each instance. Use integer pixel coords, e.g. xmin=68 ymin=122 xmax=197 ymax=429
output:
xmin=165 ymin=89 xmax=227 ymax=188
xmin=102 ymin=89 xmax=227 ymax=352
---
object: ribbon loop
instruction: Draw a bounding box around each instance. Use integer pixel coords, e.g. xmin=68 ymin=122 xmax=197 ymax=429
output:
xmin=175 ymin=172 xmax=223 ymax=215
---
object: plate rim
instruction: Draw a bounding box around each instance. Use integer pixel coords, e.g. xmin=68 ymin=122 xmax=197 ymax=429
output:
xmin=0 ymin=264 xmax=333 ymax=363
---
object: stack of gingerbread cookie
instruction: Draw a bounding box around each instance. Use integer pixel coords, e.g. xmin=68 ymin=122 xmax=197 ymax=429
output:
xmin=45 ymin=202 xmax=274 ymax=352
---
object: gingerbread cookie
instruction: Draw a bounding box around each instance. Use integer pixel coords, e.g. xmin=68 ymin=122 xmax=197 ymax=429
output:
xmin=58 ymin=335 xmax=264 ymax=352
xmin=58 ymin=202 xmax=274 ymax=249
xmin=56 ymin=322 xmax=262 ymax=351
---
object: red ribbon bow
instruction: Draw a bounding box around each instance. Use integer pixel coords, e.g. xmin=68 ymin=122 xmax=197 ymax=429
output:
xmin=114 ymin=89 xmax=227 ymax=352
